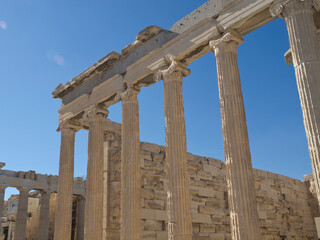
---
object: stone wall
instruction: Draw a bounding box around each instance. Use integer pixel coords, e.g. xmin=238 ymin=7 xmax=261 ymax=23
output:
xmin=105 ymin=142 xmax=319 ymax=240
xmin=25 ymin=193 xmax=56 ymax=240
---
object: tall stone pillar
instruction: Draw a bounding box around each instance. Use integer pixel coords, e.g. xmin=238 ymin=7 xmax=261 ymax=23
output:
xmin=54 ymin=123 xmax=77 ymax=240
xmin=117 ymin=86 xmax=141 ymax=240
xmin=271 ymin=0 xmax=320 ymax=204
xmin=76 ymin=196 xmax=85 ymax=240
xmin=84 ymin=106 xmax=108 ymax=240
xmin=15 ymin=187 xmax=30 ymax=240
xmin=103 ymin=133 xmax=113 ymax=239
xmin=155 ymin=57 xmax=192 ymax=240
xmin=0 ymin=186 xmax=6 ymax=236
xmin=209 ymin=31 xmax=261 ymax=240
xmin=38 ymin=191 xmax=50 ymax=240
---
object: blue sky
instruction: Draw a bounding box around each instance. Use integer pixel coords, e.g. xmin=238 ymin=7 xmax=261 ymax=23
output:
xmin=0 ymin=0 xmax=311 ymax=199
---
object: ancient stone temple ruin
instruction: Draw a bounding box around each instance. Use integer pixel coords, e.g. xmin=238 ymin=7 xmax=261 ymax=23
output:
xmin=2 ymin=0 xmax=320 ymax=239
xmin=0 ymin=163 xmax=85 ymax=240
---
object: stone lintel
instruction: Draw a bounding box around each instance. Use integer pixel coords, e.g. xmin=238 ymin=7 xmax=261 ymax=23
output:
xmin=52 ymin=26 xmax=168 ymax=100
xmin=55 ymin=0 xmax=276 ymax=124
xmin=0 ymin=168 xmax=85 ymax=196
xmin=171 ymin=0 xmax=242 ymax=34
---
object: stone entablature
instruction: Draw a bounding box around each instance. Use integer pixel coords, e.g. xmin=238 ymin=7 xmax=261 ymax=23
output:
xmin=52 ymin=0 xmax=284 ymax=124
xmin=51 ymin=0 xmax=320 ymax=239
xmin=0 ymin=167 xmax=85 ymax=196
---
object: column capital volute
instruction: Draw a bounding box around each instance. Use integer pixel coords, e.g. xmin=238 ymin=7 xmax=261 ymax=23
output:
xmin=209 ymin=30 xmax=244 ymax=54
xmin=154 ymin=55 xmax=190 ymax=82
xmin=57 ymin=120 xmax=82 ymax=133
xmin=114 ymin=84 xmax=140 ymax=103
xmin=84 ymin=105 xmax=109 ymax=121
xmin=270 ymin=0 xmax=318 ymax=18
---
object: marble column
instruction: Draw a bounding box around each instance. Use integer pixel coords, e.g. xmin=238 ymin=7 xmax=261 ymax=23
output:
xmin=155 ymin=57 xmax=192 ymax=240
xmin=103 ymin=133 xmax=113 ymax=239
xmin=54 ymin=123 xmax=77 ymax=240
xmin=271 ymin=0 xmax=320 ymax=204
xmin=209 ymin=31 xmax=261 ymax=240
xmin=84 ymin=106 xmax=108 ymax=240
xmin=15 ymin=187 xmax=30 ymax=240
xmin=38 ymin=191 xmax=50 ymax=240
xmin=0 ymin=186 xmax=6 ymax=237
xmin=118 ymin=87 xmax=141 ymax=240
xmin=76 ymin=196 xmax=85 ymax=240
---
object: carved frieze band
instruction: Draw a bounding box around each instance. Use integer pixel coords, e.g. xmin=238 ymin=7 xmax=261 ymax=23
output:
xmin=209 ymin=30 xmax=244 ymax=53
xmin=270 ymin=0 xmax=317 ymax=18
xmin=154 ymin=56 xmax=191 ymax=82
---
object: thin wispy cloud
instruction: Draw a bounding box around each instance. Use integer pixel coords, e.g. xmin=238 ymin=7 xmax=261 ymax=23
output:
xmin=0 ymin=21 xmax=7 ymax=30
xmin=46 ymin=50 xmax=65 ymax=66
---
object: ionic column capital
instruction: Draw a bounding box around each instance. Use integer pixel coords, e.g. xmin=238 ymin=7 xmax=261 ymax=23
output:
xmin=57 ymin=120 xmax=81 ymax=133
xmin=209 ymin=30 xmax=244 ymax=54
xmin=84 ymin=105 xmax=109 ymax=122
xmin=154 ymin=56 xmax=190 ymax=82
xmin=114 ymin=85 xmax=140 ymax=103
xmin=270 ymin=0 xmax=317 ymax=18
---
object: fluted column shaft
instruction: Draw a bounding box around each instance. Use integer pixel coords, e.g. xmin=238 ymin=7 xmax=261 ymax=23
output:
xmin=54 ymin=126 xmax=76 ymax=240
xmin=276 ymin=0 xmax=320 ymax=204
xmin=156 ymin=58 xmax=192 ymax=240
xmin=38 ymin=191 xmax=50 ymax=240
xmin=103 ymin=134 xmax=114 ymax=239
xmin=84 ymin=107 xmax=106 ymax=240
xmin=0 ymin=186 xmax=6 ymax=236
xmin=210 ymin=31 xmax=261 ymax=240
xmin=76 ymin=196 xmax=85 ymax=240
xmin=121 ymin=88 xmax=141 ymax=240
xmin=15 ymin=188 xmax=30 ymax=240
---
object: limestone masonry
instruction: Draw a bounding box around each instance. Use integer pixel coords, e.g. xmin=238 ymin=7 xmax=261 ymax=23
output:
xmin=2 ymin=0 xmax=319 ymax=239
xmin=50 ymin=0 xmax=320 ymax=238
xmin=104 ymin=141 xmax=320 ymax=240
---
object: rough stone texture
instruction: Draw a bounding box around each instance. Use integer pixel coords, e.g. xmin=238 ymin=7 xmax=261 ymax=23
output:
xmin=120 ymin=88 xmax=141 ymax=240
xmin=210 ymin=30 xmax=261 ymax=240
xmin=171 ymin=0 xmax=241 ymax=33
xmin=0 ymin=167 xmax=85 ymax=196
xmin=104 ymin=141 xmax=319 ymax=240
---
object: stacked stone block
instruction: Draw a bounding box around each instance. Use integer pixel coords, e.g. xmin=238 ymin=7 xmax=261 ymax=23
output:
xmin=105 ymin=142 xmax=319 ymax=240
